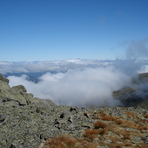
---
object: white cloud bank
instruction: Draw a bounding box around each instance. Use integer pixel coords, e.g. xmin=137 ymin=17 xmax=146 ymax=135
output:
xmin=8 ymin=65 xmax=131 ymax=107
xmin=3 ymin=59 xmax=148 ymax=107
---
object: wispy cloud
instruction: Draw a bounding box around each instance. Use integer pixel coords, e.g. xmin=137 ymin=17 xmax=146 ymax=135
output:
xmin=126 ymin=39 xmax=148 ymax=59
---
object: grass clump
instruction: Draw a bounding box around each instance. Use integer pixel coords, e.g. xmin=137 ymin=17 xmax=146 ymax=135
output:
xmin=143 ymin=114 xmax=148 ymax=118
xmin=126 ymin=111 xmax=137 ymax=118
xmin=83 ymin=129 xmax=100 ymax=140
xmin=93 ymin=121 xmax=108 ymax=129
xmin=99 ymin=114 xmax=120 ymax=121
xmin=41 ymin=134 xmax=98 ymax=148
xmin=41 ymin=134 xmax=77 ymax=148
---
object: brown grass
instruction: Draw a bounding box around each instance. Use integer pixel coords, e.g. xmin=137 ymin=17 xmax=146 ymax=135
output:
xmin=41 ymin=110 xmax=148 ymax=148
xmin=138 ymin=118 xmax=148 ymax=124
xmin=137 ymin=125 xmax=148 ymax=130
xmin=111 ymin=127 xmax=132 ymax=138
xmin=126 ymin=112 xmax=137 ymax=118
xmin=93 ymin=121 xmax=108 ymax=129
xmin=107 ymin=143 xmax=124 ymax=148
xmin=115 ymin=119 xmax=138 ymax=129
xmin=114 ymin=119 xmax=148 ymax=131
xmin=83 ymin=129 xmax=100 ymax=140
xmin=106 ymin=141 xmax=133 ymax=148
xmin=122 ymin=134 xmax=131 ymax=140
xmin=41 ymin=134 xmax=77 ymax=148
xmin=41 ymin=134 xmax=98 ymax=148
xmin=99 ymin=114 xmax=120 ymax=121
xmin=143 ymin=114 xmax=148 ymax=118
xmin=76 ymin=140 xmax=98 ymax=148
xmin=98 ymin=128 xmax=108 ymax=135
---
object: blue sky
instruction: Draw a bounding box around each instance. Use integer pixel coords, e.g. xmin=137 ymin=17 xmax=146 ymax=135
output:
xmin=0 ymin=0 xmax=148 ymax=61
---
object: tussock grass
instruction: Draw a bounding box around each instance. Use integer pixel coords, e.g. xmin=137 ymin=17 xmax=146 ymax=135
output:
xmin=41 ymin=134 xmax=98 ymax=148
xmin=83 ymin=129 xmax=100 ymax=140
xmin=99 ymin=113 xmax=120 ymax=121
xmin=115 ymin=119 xmax=138 ymax=128
xmin=97 ymin=128 xmax=108 ymax=135
xmin=41 ymin=134 xmax=77 ymax=148
xmin=126 ymin=111 xmax=137 ymax=118
xmin=93 ymin=121 xmax=108 ymax=129
xmin=143 ymin=114 xmax=148 ymax=118
xmin=137 ymin=125 xmax=148 ymax=130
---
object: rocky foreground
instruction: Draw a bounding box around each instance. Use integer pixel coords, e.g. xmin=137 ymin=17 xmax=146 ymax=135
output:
xmin=0 ymin=74 xmax=148 ymax=148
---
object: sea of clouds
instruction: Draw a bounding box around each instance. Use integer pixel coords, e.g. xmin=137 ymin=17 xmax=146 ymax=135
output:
xmin=1 ymin=39 xmax=148 ymax=107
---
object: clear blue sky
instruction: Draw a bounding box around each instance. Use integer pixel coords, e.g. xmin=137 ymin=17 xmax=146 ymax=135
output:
xmin=0 ymin=0 xmax=148 ymax=61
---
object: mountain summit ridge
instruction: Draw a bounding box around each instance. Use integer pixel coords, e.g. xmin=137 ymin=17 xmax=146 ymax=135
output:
xmin=0 ymin=74 xmax=147 ymax=148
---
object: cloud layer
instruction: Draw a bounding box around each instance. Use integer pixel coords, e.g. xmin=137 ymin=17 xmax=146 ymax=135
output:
xmin=6 ymin=58 xmax=148 ymax=107
xmin=8 ymin=66 xmax=131 ymax=107
xmin=0 ymin=60 xmax=111 ymax=74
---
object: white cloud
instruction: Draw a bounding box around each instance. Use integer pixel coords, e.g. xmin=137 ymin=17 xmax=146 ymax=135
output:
xmin=0 ymin=60 xmax=147 ymax=108
xmin=138 ymin=65 xmax=148 ymax=73
xmin=8 ymin=64 xmax=132 ymax=107
xmin=0 ymin=60 xmax=111 ymax=74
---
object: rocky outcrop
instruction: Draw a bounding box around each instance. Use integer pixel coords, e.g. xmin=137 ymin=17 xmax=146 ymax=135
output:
xmin=0 ymin=75 xmax=95 ymax=148
xmin=0 ymin=74 xmax=148 ymax=148
xmin=113 ymin=72 xmax=148 ymax=108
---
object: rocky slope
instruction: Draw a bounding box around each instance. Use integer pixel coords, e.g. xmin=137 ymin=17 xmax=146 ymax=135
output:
xmin=113 ymin=72 xmax=148 ymax=108
xmin=0 ymin=74 xmax=148 ymax=148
